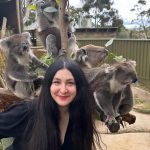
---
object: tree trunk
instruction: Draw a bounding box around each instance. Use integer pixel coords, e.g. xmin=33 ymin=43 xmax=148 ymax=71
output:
xmin=59 ymin=0 xmax=68 ymax=53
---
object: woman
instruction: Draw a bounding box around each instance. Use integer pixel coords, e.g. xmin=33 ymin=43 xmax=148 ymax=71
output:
xmin=0 ymin=58 xmax=102 ymax=150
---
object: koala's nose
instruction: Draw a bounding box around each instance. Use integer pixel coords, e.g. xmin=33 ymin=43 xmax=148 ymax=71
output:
xmin=133 ymin=77 xmax=138 ymax=83
xmin=23 ymin=45 xmax=28 ymax=51
xmin=68 ymin=32 xmax=71 ymax=38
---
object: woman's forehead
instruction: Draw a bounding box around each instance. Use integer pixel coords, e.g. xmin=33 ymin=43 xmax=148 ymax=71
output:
xmin=53 ymin=68 xmax=74 ymax=80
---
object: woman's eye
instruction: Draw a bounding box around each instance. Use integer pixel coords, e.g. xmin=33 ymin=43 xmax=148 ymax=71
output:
xmin=67 ymin=82 xmax=75 ymax=85
xmin=52 ymin=81 xmax=60 ymax=85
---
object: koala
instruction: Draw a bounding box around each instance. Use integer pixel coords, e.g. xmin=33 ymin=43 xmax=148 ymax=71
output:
xmin=36 ymin=0 xmax=77 ymax=57
xmin=0 ymin=32 xmax=48 ymax=99
xmin=73 ymin=44 xmax=108 ymax=68
xmin=83 ymin=60 xmax=137 ymax=133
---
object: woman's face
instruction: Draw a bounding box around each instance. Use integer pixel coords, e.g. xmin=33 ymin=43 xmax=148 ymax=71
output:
xmin=50 ymin=68 xmax=77 ymax=108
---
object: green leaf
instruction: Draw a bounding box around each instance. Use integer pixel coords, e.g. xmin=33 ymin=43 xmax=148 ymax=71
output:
xmin=113 ymin=55 xmax=126 ymax=62
xmin=27 ymin=4 xmax=36 ymax=11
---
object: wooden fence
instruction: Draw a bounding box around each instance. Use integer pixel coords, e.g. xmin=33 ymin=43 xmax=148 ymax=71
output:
xmin=77 ymin=39 xmax=150 ymax=90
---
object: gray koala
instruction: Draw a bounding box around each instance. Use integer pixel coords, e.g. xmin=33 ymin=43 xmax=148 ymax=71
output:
xmin=36 ymin=0 xmax=76 ymax=57
xmin=83 ymin=60 xmax=137 ymax=133
xmin=0 ymin=32 xmax=48 ymax=99
xmin=73 ymin=44 xmax=108 ymax=68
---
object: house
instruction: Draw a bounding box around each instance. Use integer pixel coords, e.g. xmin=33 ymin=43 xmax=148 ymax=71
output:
xmin=75 ymin=27 xmax=118 ymax=40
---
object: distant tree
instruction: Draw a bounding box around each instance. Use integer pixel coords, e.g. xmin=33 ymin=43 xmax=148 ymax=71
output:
xmin=130 ymin=0 xmax=150 ymax=39
xmin=99 ymin=8 xmax=124 ymax=30
xmin=69 ymin=6 xmax=85 ymax=27
xmin=70 ymin=0 xmax=124 ymax=29
xmin=80 ymin=0 xmax=111 ymax=27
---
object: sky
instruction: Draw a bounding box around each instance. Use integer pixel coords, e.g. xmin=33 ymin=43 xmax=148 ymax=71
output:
xmin=70 ymin=0 xmax=150 ymax=29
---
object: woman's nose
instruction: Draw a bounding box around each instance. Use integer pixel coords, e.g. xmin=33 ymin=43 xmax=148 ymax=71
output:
xmin=60 ymin=84 xmax=67 ymax=93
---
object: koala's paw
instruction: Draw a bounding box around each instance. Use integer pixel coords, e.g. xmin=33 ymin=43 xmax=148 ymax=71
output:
xmin=116 ymin=115 xmax=122 ymax=123
xmin=42 ymin=64 xmax=49 ymax=70
xmin=29 ymin=73 xmax=38 ymax=80
xmin=105 ymin=116 xmax=120 ymax=133
xmin=115 ymin=115 xmax=124 ymax=128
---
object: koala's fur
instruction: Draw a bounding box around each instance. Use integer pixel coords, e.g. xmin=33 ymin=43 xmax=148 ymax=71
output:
xmin=0 ymin=32 xmax=48 ymax=99
xmin=73 ymin=44 xmax=108 ymax=68
xmin=83 ymin=60 xmax=137 ymax=132
xmin=36 ymin=0 xmax=78 ymax=57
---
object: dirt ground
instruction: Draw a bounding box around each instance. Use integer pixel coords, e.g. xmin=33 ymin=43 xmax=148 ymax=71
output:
xmin=95 ymin=111 xmax=150 ymax=150
xmin=95 ymin=86 xmax=150 ymax=150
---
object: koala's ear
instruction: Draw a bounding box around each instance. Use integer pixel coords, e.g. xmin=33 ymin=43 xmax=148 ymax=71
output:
xmin=127 ymin=60 xmax=136 ymax=68
xmin=22 ymin=32 xmax=32 ymax=45
xmin=0 ymin=38 xmax=11 ymax=51
xmin=104 ymin=66 xmax=117 ymax=74
xmin=81 ymin=49 xmax=88 ymax=62
xmin=81 ymin=49 xmax=88 ymax=55
xmin=22 ymin=32 xmax=31 ymax=38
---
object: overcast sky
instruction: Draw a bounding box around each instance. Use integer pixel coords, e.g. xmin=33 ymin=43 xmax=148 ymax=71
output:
xmin=70 ymin=0 xmax=150 ymax=29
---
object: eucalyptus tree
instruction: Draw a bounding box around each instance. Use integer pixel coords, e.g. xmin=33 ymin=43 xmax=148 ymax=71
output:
xmin=80 ymin=0 xmax=111 ymax=27
xmin=131 ymin=0 xmax=150 ymax=39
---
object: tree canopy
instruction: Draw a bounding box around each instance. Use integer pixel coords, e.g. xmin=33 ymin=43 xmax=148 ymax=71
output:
xmin=131 ymin=0 xmax=150 ymax=39
xmin=70 ymin=0 xmax=124 ymax=29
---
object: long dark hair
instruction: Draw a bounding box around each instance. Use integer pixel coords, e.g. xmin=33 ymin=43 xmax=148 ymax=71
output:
xmin=24 ymin=58 xmax=102 ymax=150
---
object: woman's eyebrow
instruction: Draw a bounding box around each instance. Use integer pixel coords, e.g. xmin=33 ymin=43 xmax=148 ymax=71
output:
xmin=53 ymin=78 xmax=75 ymax=81
xmin=66 ymin=79 xmax=75 ymax=82
xmin=52 ymin=78 xmax=61 ymax=82
xmin=53 ymin=78 xmax=60 ymax=80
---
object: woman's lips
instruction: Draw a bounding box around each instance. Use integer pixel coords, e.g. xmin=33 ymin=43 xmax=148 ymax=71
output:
xmin=57 ymin=95 xmax=70 ymax=100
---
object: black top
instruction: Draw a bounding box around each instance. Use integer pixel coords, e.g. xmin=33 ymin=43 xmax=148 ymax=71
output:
xmin=0 ymin=101 xmax=73 ymax=150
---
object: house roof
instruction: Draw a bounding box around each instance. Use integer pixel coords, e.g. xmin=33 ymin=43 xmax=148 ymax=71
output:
xmin=75 ymin=27 xmax=118 ymax=32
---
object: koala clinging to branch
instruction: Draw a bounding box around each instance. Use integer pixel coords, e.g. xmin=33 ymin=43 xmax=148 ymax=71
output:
xmin=83 ymin=60 xmax=137 ymax=133
xmin=73 ymin=44 xmax=108 ymax=68
xmin=36 ymin=0 xmax=77 ymax=57
xmin=0 ymin=32 xmax=48 ymax=99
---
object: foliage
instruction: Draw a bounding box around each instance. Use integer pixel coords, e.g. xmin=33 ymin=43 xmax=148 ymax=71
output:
xmin=40 ymin=54 xmax=54 ymax=66
xmin=130 ymin=0 xmax=150 ymax=39
xmin=117 ymin=27 xmax=130 ymax=38
xmin=27 ymin=4 xmax=36 ymax=11
xmin=107 ymin=51 xmax=126 ymax=63
xmin=24 ymin=11 xmax=36 ymax=26
xmin=81 ymin=0 xmax=111 ymax=12
xmin=70 ymin=0 xmax=124 ymax=30
xmin=69 ymin=6 xmax=84 ymax=27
